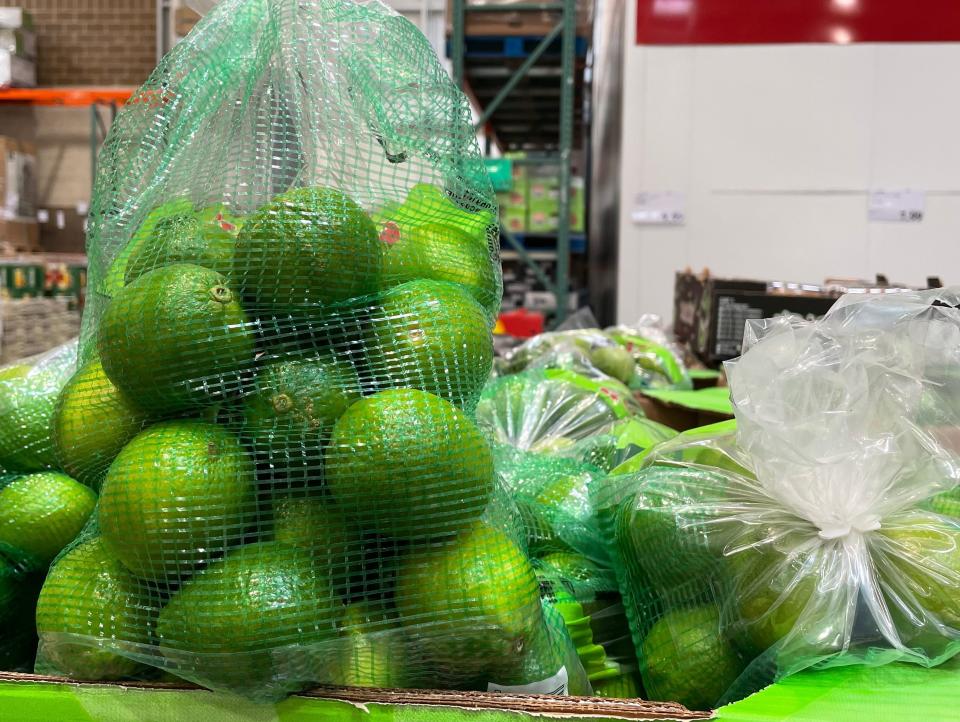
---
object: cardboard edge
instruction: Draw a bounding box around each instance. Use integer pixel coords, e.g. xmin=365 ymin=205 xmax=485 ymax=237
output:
xmin=0 ymin=672 xmax=713 ymax=720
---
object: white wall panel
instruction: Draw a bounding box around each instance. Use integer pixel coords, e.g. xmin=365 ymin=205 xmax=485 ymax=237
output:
xmin=616 ymin=14 xmax=960 ymax=323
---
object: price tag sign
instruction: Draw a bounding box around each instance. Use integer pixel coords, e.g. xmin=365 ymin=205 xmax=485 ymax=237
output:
xmin=868 ymin=190 xmax=925 ymax=222
xmin=631 ymin=191 xmax=685 ymax=225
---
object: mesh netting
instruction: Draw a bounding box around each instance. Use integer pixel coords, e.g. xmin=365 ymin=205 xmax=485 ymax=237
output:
xmin=30 ymin=0 xmax=580 ymax=700
xmin=596 ymin=289 xmax=960 ymax=710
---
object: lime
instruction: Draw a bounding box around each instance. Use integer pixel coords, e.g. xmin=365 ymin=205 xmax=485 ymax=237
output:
xmin=35 ymin=537 xmax=150 ymax=679
xmin=328 ymin=601 xmax=408 ymax=688
xmin=124 ymin=204 xmax=239 ymax=284
xmin=244 ymin=353 xmax=359 ymax=482
xmin=880 ymin=518 xmax=960 ymax=629
xmin=365 ymin=280 xmax=492 ymax=408
xmin=98 ymin=263 xmax=255 ymax=414
xmin=727 ymin=531 xmax=819 ymax=654
xmin=98 ymin=420 xmax=255 ymax=581
xmin=101 ymin=198 xmax=194 ymax=297
xmin=233 ymin=186 xmax=380 ymax=312
xmin=156 ymin=541 xmax=342 ymax=691
xmin=641 ymin=605 xmax=744 ymax=710
xmin=589 ymin=346 xmax=636 ymax=385
xmin=0 ymin=366 xmax=62 ymax=473
xmin=53 ymin=357 xmax=150 ymax=489
xmin=395 ymin=521 xmax=542 ymax=683
xmin=380 ymin=223 xmax=499 ymax=316
xmin=0 ymin=472 xmax=95 ymax=570
xmin=326 ymin=388 xmax=493 ymax=540
xmin=269 ymin=494 xmax=357 ymax=594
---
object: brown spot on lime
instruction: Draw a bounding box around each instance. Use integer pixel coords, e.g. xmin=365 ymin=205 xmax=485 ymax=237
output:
xmin=210 ymin=285 xmax=232 ymax=304
xmin=207 ymin=442 xmax=219 ymax=459
xmin=272 ymin=393 xmax=293 ymax=414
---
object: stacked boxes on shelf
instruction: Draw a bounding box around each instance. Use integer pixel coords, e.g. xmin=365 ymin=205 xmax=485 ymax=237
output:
xmin=0 ymin=135 xmax=38 ymax=254
xmin=495 ymin=155 xmax=585 ymax=236
xmin=0 ymin=254 xmax=86 ymax=363
xmin=0 ymin=7 xmax=35 ymax=87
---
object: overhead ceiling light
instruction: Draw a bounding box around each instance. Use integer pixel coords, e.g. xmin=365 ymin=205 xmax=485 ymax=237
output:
xmin=653 ymin=0 xmax=694 ymax=16
xmin=831 ymin=26 xmax=853 ymax=44
xmin=832 ymin=0 xmax=858 ymax=11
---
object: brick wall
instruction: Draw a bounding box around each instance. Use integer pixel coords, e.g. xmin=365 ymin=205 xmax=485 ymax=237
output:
xmin=18 ymin=0 xmax=157 ymax=86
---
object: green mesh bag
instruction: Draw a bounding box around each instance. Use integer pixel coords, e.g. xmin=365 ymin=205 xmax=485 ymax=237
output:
xmin=0 ymin=340 xmax=78 ymax=475
xmin=595 ymin=289 xmax=960 ymax=710
xmin=32 ymin=0 xmax=581 ymax=701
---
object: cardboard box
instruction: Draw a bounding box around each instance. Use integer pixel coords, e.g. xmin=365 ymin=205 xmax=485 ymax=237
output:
xmin=0 ymin=217 xmax=39 ymax=253
xmin=636 ymin=388 xmax=734 ymax=432
xmin=0 ymin=136 xmax=36 ymax=220
xmin=0 ymin=8 xmax=32 ymax=29
xmin=0 ymin=673 xmax=707 ymax=719
xmin=0 ymin=48 xmax=34 ymax=87
xmin=497 ymin=190 xmax=528 ymax=233
xmin=446 ymin=1 xmax=592 ymax=38
xmin=674 ymin=272 xmax=839 ymax=365
xmin=37 ymin=206 xmax=86 ymax=253
xmin=0 ymin=259 xmax=43 ymax=298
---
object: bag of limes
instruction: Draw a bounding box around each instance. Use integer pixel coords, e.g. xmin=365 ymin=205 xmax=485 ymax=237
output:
xmin=0 ymin=340 xmax=78 ymax=476
xmin=595 ymin=289 xmax=960 ymax=710
xmin=31 ymin=0 xmax=572 ymax=700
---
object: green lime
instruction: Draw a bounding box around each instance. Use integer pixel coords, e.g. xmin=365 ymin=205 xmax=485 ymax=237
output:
xmin=101 ymin=198 xmax=194 ymax=298
xmin=326 ymin=388 xmax=493 ymax=540
xmin=395 ymin=521 xmax=542 ymax=684
xmin=35 ymin=537 xmax=150 ymax=679
xmin=124 ymin=204 xmax=240 ymax=285
xmin=0 ymin=366 xmax=62 ymax=473
xmin=0 ymin=472 xmax=95 ymax=570
xmin=328 ymin=601 xmax=408 ymax=688
xmin=244 ymin=354 xmax=360 ymax=481
xmin=98 ymin=420 xmax=255 ymax=581
xmin=380 ymin=223 xmax=499 ymax=316
xmin=641 ymin=605 xmax=744 ymax=710
xmin=53 ymin=357 xmax=150 ymax=489
xmin=270 ymin=494 xmax=357 ymax=594
xmin=233 ymin=186 xmax=380 ymax=312
xmin=589 ymin=346 xmax=636 ymax=385
xmin=156 ymin=541 xmax=342 ymax=691
xmin=880 ymin=517 xmax=960 ymax=629
xmin=98 ymin=263 xmax=255 ymax=414
xmin=365 ymin=279 xmax=492 ymax=408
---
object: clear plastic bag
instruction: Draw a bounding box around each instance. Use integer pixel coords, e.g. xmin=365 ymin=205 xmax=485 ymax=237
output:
xmin=605 ymin=315 xmax=692 ymax=391
xmin=34 ymin=0 xmax=569 ymax=701
xmin=596 ymin=289 xmax=960 ymax=709
xmin=477 ymin=369 xmax=641 ymax=455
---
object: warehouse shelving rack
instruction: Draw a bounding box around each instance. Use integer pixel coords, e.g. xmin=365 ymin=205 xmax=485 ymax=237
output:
xmin=449 ymin=0 xmax=581 ymax=323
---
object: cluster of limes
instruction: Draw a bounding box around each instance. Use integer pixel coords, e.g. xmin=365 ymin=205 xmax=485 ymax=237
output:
xmin=0 ymin=184 xmax=551 ymax=694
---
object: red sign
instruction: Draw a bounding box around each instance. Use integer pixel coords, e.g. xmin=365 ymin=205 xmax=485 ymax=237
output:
xmin=637 ymin=0 xmax=960 ymax=45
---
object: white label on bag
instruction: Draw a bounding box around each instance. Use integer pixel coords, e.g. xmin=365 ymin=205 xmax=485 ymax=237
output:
xmin=487 ymin=666 xmax=568 ymax=695
xmin=867 ymin=189 xmax=925 ymax=222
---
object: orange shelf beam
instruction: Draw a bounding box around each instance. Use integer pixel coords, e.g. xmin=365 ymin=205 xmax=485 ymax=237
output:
xmin=0 ymin=87 xmax=136 ymax=106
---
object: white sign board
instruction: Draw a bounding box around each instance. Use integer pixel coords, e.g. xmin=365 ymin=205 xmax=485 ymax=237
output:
xmin=868 ymin=190 xmax=925 ymax=222
xmin=631 ymin=191 xmax=685 ymax=225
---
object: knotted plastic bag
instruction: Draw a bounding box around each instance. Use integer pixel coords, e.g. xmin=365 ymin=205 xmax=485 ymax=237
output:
xmin=32 ymin=0 xmax=575 ymax=701
xmin=596 ymin=288 xmax=960 ymax=709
